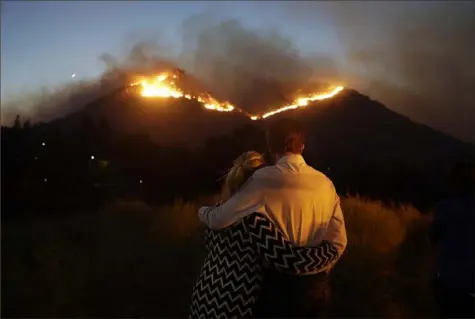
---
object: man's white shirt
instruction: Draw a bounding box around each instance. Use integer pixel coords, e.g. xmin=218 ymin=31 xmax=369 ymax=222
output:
xmin=199 ymin=154 xmax=347 ymax=256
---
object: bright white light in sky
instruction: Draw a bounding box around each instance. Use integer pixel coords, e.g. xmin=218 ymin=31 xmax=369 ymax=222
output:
xmin=71 ymin=73 xmax=76 ymax=78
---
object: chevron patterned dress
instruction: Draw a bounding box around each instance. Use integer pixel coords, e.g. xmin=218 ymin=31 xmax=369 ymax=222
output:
xmin=189 ymin=212 xmax=339 ymax=319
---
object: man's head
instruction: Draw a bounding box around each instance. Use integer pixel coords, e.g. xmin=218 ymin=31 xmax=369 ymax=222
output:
xmin=266 ymin=118 xmax=306 ymax=161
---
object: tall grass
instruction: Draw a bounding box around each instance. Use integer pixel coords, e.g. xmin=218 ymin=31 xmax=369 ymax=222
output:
xmin=331 ymin=196 xmax=436 ymax=317
xmin=2 ymin=196 xmax=436 ymax=318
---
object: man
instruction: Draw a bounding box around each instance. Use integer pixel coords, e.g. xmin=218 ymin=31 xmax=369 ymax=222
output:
xmin=199 ymin=118 xmax=347 ymax=317
xmin=430 ymin=161 xmax=475 ymax=318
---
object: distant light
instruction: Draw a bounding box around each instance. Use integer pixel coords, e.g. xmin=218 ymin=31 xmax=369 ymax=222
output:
xmin=71 ymin=73 xmax=76 ymax=78
xmin=34 ymin=156 xmax=38 ymax=160
xmin=42 ymin=142 xmax=46 ymax=146
xmin=91 ymin=156 xmax=95 ymax=160
xmin=44 ymin=178 xmax=48 ymax=182
xmin=139 ymin=180 xmax=143 ymax=184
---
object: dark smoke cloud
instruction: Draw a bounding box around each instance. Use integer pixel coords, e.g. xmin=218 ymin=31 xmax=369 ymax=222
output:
xmin=273 ymin=1 xmax=475 ymax=143
xmin=1 ymin=80 xmax=111 ymax=126
xmin=178 ymin=14 xmax=338 ymax=113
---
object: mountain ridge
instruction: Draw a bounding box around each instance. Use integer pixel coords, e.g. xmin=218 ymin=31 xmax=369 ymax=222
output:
xmin=33 ymin=85 xmax=474 ymax=158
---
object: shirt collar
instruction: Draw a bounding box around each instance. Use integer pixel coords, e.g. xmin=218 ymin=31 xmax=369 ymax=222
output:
xmin=277 ymin=154 xmax=306 ymax=165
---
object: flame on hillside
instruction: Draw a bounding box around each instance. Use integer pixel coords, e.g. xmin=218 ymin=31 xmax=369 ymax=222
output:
xmin=130 ymin=70 xmax=344 ymax=119
xmin=130 ymin=71 xmax=234 ymax=112
xmin=257 ymin=86 xmax=344 ymax=119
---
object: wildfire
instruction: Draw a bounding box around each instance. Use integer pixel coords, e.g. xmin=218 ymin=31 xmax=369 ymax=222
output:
xmin=130 ymin=71 xmax=344 ymax=120
xmin=131 ymin=71 xmax=234 ymax=112
xmin=257 ymin=86 xmax=345 ymax=119
xmin=140 ymin=73 xmax=182 ymax=98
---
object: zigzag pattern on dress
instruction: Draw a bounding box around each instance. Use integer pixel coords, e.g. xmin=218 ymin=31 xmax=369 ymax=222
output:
xmin=244 ymin=213 xmax=339 ymax=275
xmin=189 ymin=213 xmax=341 ymax=319
xmin=190 ymin=222 xmax=262 ymax=319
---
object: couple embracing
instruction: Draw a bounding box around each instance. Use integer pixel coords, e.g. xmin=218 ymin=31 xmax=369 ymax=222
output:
xmin=190 ymin=118 xmax=348 ymax=318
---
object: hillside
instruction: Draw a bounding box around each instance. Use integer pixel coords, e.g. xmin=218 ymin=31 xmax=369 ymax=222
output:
xmin=41 ymin=83 xmax=473 ymax=161
xmin=44 ymin=85 xmax=251 ymax=147
xmin=263 ymin=89 xmax=473 ymax=165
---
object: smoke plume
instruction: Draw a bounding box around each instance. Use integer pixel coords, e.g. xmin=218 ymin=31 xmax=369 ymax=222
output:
xmin=273 ymin=1 xmax=475 ymax=143
xmin=178 ymin=15 xmax=335 ymax=113
xmin=2 ymin=2 xmax=474 ymax=143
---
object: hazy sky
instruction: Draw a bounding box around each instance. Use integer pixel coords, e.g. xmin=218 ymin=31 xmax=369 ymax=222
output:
xmin=2 ymin=1 xmax=474 ymax=143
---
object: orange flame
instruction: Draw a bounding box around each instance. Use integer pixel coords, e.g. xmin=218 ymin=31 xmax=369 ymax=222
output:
xmin=131 ymin=72 xmax=234 ymax=112
xmin=257 ymin=86 xmax=344 ymax=119
xmin=131 ymin=71 xmax=344 ymax=119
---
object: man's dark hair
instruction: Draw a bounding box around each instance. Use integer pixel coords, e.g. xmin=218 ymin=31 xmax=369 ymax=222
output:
xmin=266 ymin=118 xmax=306 ymax=155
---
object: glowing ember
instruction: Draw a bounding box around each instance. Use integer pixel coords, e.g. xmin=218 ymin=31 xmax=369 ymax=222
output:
xmin=130 ymin=71 xmax=344 ymax=119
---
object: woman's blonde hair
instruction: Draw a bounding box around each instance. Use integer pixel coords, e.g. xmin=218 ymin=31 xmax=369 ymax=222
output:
xmin=221 ymin=151 xmax=266 ymax=200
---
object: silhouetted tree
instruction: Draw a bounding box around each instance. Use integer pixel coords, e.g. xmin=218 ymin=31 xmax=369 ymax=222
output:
xmin=13 ymin=115 xmax=21 ymax=130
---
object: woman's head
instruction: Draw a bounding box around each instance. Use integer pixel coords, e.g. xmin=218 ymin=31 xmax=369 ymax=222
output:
xmin=222 ymin=151 xmax=266 ymax=200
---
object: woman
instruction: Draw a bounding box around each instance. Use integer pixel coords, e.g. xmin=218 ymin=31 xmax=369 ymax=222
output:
xmin=189 ymin=151 xmax=341 ymax=318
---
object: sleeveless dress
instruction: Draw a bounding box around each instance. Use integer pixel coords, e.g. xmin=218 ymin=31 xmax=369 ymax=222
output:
xmin=189 ymin=212 xmax=340 ymax=319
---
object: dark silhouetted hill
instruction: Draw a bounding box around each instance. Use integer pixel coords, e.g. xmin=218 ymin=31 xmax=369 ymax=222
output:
xmin=2 ymin=86 xmax=473 ymax=217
